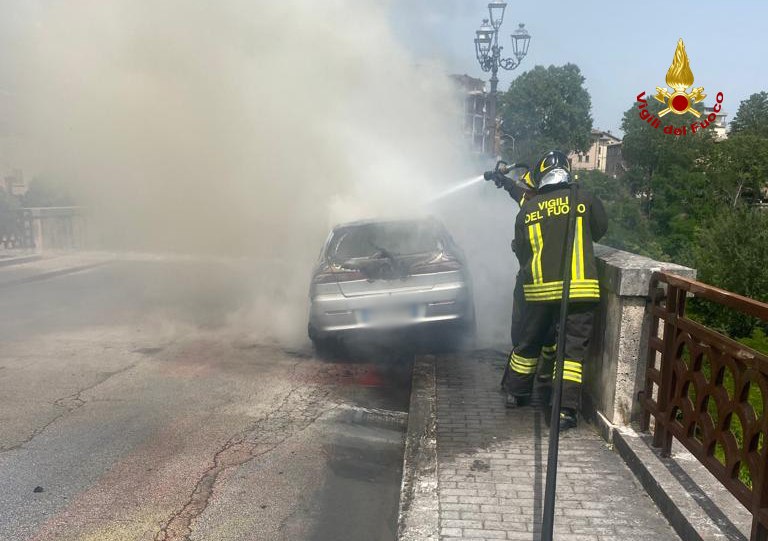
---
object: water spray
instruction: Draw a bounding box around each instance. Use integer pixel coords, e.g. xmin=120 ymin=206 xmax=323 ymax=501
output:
xmin=428 ymin=175 xmax=485 ymax=202
xmin=428 ymin=161 xmax=532 ymax=204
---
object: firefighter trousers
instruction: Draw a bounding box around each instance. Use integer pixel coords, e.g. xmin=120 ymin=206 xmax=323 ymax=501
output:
xmin=502 ymin=276 xmax=556 ymax=389
xmin=505 ymin=302 xmax=595 ymax=410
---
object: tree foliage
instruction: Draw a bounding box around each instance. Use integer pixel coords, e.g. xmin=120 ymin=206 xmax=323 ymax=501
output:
xmin=22 ymin=177 xmax=75 ymax=208
xmin=730 ymin=91 xmax=768 ymax=138
xmin=703 ymin=134 xmax=768 ymax=207
xmin=692 ymin=208 xmax=768 ymax=337
xmin=576 ymin=170 xmax=664 ymax=259
xmin=0 ymin=190 xmax=21 ymax=235
xmin=603 ymin=93 xmax=768 ymax=339
xmin=499 ymin=64 xmax=592 ymax=164
xmin=618 ymin=98 xmax=718 ymax=262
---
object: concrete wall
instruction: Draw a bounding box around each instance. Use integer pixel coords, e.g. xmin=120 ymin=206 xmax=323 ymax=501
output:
xmin=25 ymin=207 xmax=90 ymax=252
xmin=584 ymin=245 xmax=696 ymax=427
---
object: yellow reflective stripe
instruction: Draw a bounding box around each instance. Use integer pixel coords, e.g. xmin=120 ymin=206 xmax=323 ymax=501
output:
xmin=534 ymin=224 xmax=544 ymax=284
xmin=571 ymin=217 xmax=584 ymax=280
xmin=577 ymin=217 xmax=585 ymax=280
xmin=555 ymin=359 xmax=581 ymax=383
xmin=563 ymin=371 xmax=582 ymax=383
xmin=524 ymin=278 xmax=600 ymax=301
xmin=527 ymin=223 xmax=544 ymax=285
xmin=510 ymin=352 xmax=538 ymax=374
xmin=563 ymin=360 xmax=582 ymax=373
xmin=524 ymin=294 xmax=597 ymax=300
xmin=510 ymin=361 xmax=537 ymax=374
xmin=541 ymin=345 xmax=556 ymax=359
xmin=524 ymin=287 xmax=600 ymax=295
xmin=511 ymin=353 xmax=538 ymax=366
xmin=524 ymin=291 xmax=600 ymax=301
xmin=523 ymin=279 xmax=599 ymax=293
xmin=554 ymin=359 xmax=583 ymax=383
xmin=527 ymin=224 xmax=538 ymax=284
xmin=571 ymin=217 xmax=579 ymax=280
xmin=535 ymin=223 xmax=544 ymax=284
xmin=554 ymin=359 xmax=581 ymax=371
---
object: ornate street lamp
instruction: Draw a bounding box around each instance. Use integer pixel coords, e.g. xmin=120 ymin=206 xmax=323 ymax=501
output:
xmin=473 ymin=2 xmax=530 ymax=156
xmin=474 ymin=19 xmax=493 ymax=59
xmin=511 ymin=23 xmax=531 ymax=60
xmin=488 ymin=2 xmax=506 ymax=28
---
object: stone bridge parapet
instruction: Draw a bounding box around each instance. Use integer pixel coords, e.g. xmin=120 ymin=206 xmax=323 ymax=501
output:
xmin=585 ymin=244 xmax=696 ymax=428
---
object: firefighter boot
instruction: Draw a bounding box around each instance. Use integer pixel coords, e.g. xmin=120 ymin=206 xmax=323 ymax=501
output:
xmin=559 ymin=407 xmax=578 ymax=431
xmin=505 ymin=393 xmax=530 ymax=408
xmin=505 ymin=350 xmax=537 ymax=408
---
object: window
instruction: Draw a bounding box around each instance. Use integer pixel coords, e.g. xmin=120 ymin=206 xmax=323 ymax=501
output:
xmin=585 ymin=154 xmax=590 ymax=163
xmin=578 ymin=155 xmax=582 ymax=162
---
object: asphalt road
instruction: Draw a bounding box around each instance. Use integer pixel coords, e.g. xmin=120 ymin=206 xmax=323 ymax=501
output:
xmin=0 ymin=255 xmax=412 ymax=541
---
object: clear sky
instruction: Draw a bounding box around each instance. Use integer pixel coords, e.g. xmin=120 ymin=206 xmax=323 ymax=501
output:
xmin=388 ymin=0 xmax=768 ymax=135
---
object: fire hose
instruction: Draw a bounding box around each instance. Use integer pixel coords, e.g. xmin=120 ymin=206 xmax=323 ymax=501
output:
xmin=541 ymin=180 xmax=579 ymax=541
xmin=483 ymin=161 xmax=579 ymax=539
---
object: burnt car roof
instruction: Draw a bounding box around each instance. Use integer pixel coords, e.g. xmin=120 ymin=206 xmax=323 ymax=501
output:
xmin=332 ymin=216 xmax=444 ymax=231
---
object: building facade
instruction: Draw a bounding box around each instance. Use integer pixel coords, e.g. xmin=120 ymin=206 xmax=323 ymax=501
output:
xmin=450 ymin=74 xmax=493 ymax=156
xmin=2 ymin=169 xmax=27 ymax=197
xmin=569 ymin=129 xmax=624 ymax=177
xmin=702 ymin=105 xmax=728 ymax=140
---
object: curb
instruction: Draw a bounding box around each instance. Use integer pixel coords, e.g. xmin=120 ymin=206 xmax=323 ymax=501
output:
xmin=0 ymin=262 xmax=109 ymax=290
xmin=0 ymin=254 xmax=42 ymax=268
xmin=396 ymin=355 xmax=440 ymax=541
xmin=608 ymin=421 xmax=749 ymax=541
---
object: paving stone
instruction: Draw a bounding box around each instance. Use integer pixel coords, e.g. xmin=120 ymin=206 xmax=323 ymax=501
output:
xmin=434 ymin=351 xmax=680 ymax=541
xmin=463 ymin=528 xmax=507 ymax=539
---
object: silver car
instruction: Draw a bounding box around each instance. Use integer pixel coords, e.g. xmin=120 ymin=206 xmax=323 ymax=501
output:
xmin=308 ymin=218 xmax=474 ymax=352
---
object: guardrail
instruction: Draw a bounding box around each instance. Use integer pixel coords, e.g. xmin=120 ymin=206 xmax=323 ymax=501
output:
xmin=0 ymin=209 xmax=35 ymax=249
xmin=0 ymin=207 xmax=88 ymax=251
xmin=640 ymin=271 xmax=768 ymax=540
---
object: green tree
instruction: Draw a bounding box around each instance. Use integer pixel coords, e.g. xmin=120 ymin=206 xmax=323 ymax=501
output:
xmin=498 ymin=64 xmax=592 ymax=164
xmin=0 ymin=190 xmax=21 ymax=235
xmin=703 ymin=134 xmax=768 ymax=207
xmin=730 ymin=91 xmax=768 ymax=138
xmin=692 ymin=208 xmax=768 ymax=337
xmin=22 ymin=177 xmax=75 ymax=208
xmin=576 ymin=170 xmax=664 ymax=259
xmin=619 ymin=97 xmax=718 ymax=262
xmin=620 ymin=98 xmax=715 ymax=224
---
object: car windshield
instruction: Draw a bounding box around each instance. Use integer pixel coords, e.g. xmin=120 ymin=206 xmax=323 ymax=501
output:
xmin=329 ymin=222 xmax=441 ymax=263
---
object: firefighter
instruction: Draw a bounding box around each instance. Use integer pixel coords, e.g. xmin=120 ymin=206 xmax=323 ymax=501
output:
xmin=506 ymin=150 xmax=607 ymax=431
xmin=489 ymin=168 xmax=557 ymax=391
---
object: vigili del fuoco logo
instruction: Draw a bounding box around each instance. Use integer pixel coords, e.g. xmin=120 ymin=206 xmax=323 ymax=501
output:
xmin=635 ymin=38 xmax=724 ymax=136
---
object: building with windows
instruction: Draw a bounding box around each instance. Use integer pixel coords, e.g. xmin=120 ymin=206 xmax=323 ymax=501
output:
xmin=569 ymin=129 xmax=624 ymax=177
xmin=2 ymin=169 xmax=26 ymax=197
xmin=702 ymin=105 xmax=728 ymax=140
xmin=450 ymin=74 xmax=492 ymax=155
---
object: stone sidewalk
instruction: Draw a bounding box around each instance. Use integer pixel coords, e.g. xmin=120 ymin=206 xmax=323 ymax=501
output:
xmin=403 ymin=350 xmax=681 ymax=541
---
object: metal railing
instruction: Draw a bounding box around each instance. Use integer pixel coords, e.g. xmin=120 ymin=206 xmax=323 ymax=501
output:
xmin=0 ymin=209 xmax=35 ymax=249
xmin=640 ymin=271 xmax=768 ymax=540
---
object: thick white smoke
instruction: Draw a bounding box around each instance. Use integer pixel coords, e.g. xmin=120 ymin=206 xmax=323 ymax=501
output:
xmin=8 ymin=0 xmax=516 ymax=346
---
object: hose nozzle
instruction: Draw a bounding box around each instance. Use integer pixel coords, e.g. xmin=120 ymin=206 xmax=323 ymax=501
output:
xmin=497 ymin=162 xmax=514 ymax=175
xmin=485 ymin=160 xmax=515 ymax=181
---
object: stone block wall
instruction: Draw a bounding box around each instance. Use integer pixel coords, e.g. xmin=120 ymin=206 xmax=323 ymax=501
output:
xmin=584 ymin=245 xmax=696 ymax=426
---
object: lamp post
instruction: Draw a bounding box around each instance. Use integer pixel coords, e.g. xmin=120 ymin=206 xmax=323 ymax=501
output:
xmin=474 ymin=2 xmax=530 ymax=156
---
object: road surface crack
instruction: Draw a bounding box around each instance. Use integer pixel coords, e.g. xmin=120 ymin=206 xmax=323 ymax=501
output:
xmin=154 ymin=379 xmax=334 ymax=541
xmin=0 ymin=362 xmax=137 ymax=452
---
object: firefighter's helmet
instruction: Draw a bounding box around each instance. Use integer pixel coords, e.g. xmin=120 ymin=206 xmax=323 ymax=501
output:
xmin=533 ymin=150 xmax=571 ymax=188
xmin=521 ymin=170 xmax=534 ymax=190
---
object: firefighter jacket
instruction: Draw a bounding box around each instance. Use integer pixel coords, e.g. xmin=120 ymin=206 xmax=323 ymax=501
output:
xmin=497 ymin=173 xmax=536 ymax=206
xmin=513 ymin=183 xmax=607 ymax=303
